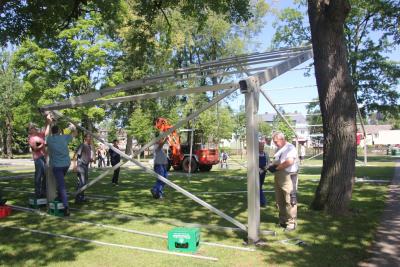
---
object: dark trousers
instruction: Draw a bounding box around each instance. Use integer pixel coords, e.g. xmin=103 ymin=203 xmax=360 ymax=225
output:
xmin=76 ymin=163 xmax=89 ymax=201
xmin=98 ymin=156 xmax=105 ymax=167
xmin=259 ymin=171 xmax=267 ymax=206
xmin=52 ymin=166 xmax=69 ymax=208
xmin=34 ymin=156 xmax=46 ymax=198
xmin=111 ymin=161 xmax=120 ymax=184
xmin=152 ymin=164 xmax=168 ymax=196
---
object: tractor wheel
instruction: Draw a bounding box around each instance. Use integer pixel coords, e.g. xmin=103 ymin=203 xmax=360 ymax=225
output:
xmin=172 ymin=164 xmax=182 ymax=171
xmin=199 ymin=164 xmax=212 ymax=172
xmin=182 ymin=157 xmax=198 ymax=173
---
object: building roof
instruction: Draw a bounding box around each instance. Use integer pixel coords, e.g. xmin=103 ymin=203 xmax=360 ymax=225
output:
xmin=360 ymin=125 xmax=392 ymax=134
xmin=258 ymin=113 xmax=307 ymax=125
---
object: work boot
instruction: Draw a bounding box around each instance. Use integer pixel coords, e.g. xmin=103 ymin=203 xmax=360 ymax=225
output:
xmin=63 ymin=207 xmax=70 ymax=217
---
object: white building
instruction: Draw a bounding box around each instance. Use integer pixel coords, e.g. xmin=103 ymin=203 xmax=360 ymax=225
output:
xmin=258 ymin=112 xmax=311 ymax=144
xmin=359 ymin=125 xmax=399 ymax=145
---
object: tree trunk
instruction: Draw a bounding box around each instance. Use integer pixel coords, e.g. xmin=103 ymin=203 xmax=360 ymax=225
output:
xmin=308 ymin=0 xmax=357 ymax=215
xmin=125 ymin=102 xmax=134 ymax=155
xmin=5 ymin=113 xmax=13 ymax=159
xmin=0 ymin=128 xmax=4 ymax=157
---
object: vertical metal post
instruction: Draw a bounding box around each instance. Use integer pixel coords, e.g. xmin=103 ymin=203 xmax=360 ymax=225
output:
xmin=241 ymin=77 xmax=260 ymax=243
xmin=46 ymin=128 xmax=57 ymax=202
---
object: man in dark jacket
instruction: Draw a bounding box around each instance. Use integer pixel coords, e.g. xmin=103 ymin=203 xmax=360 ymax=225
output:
xmin=109 ymin=139 xmax=121 ymax=186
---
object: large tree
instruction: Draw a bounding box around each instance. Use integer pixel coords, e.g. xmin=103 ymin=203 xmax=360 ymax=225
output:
xmin=272 ymin=0 xmax=400 ymax=117
xmin=274 ymin=0 xmax=399 ymax=214
xmin=307 ymin=0 xmax=357 ymax=214
xmin=0 ymin=51 xmax=23 ymax=158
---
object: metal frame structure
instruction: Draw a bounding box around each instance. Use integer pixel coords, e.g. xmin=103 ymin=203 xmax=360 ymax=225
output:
xmin=41 ymin=46 xmax=313 ymax=244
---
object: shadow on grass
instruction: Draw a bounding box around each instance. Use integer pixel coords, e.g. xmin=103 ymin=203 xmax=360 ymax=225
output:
xmin=0 ymin=158 xmax=396 ymax=266
xmin=0 ymin=212 xmax=101 ymax=266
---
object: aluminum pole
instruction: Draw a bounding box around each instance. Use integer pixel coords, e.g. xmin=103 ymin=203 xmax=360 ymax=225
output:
xmin=243 ymin=77 xmax=261 ymax=244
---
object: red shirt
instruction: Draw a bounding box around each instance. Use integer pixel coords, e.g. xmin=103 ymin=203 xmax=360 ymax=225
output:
xmin=28 ymin=132 xmax=46 ymax=160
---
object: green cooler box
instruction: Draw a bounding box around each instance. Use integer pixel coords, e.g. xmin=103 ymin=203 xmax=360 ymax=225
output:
xmin=167 ymin=227 xmax=200 ymax=253
xmin=48 ymin=201 xmax=64 ymax=217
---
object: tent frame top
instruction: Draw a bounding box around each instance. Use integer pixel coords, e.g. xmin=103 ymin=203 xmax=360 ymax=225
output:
xmin=40 ymin=46 xmax=312 ymax=112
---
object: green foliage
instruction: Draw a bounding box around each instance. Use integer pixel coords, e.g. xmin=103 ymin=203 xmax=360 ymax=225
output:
xmin=126 ymin=107 xmax=154 ymax=145
xmin=0 ymin=51 xmax=23 ymax=116
xmin=258 ymin=121 xmax=273 ymax=138
xmin=134 ymin=0 xmax=253 ymax=26
xmin=197 ymin=105 xmax=235 ymax=143
xmin=233 ymin=106 xmax=246 ymax=141
xmin=0 ymin=0 xmax=124 ymax=45
xmin=107 ymin=124 xmax=118 ymax=143
xmin=0 ymin=51 xmax=24 ymax=156
xmin=273 ymin=116 xmax=295 ymax=142
xmin=272 ymin=0 xmax=400 ymax=117
xmin=13 ymin=13 xmax=117 ymax=129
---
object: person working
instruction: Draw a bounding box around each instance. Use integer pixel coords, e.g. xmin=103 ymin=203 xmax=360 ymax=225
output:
xmin=109 ymin=139 xmax=121 ymax=186
xmin=299 ymin=143 xmax=306 ymax=165
xmin=259 ymin=142 xmax=269 ymax=207
xmin=72 ymin=134 xmax=93 ymax=203
xmin=150 ymin=138 xmax=168 ymax=199
xmin=28 ymin=121 xmax=49 ymax=198
xmin=268 ymin=132 xmax=299 ymax=231
xmin=220 ymin=150 xmax=228 ymax=168
xmin=97 ymin=146 xmax=106 ymax=168
xmin=45 ymin=118 xmax=78 ymax=217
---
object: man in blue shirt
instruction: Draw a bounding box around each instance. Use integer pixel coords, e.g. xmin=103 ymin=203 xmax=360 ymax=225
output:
xmin=46 ymin=122 xmax=77 ymax=216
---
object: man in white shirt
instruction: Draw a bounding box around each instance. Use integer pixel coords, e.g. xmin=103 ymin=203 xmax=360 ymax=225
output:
xmin=268 ymin=132 xmax=299 ymax=231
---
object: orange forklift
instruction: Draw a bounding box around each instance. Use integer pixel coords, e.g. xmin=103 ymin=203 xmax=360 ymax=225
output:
xmin=155 ymin=117 xmax=219 ymax=172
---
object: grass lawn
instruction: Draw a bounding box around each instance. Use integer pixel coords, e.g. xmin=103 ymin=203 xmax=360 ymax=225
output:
xmin=0 ymin=156 xmax=396 ymax=266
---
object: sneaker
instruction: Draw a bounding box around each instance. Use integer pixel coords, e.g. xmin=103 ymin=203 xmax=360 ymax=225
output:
xmin=63 ymin=207 xmax=70 ymax=217
xmin=284 ymin=224 xmax=296 ymax=232
xmin=150 ymin=188 xmax=160 ymax=199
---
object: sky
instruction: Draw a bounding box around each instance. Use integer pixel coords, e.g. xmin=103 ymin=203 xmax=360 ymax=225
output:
xmin=229 ymin=0 xmax=400 ymax=116
xmin=229 ymin=0 xmax=317 ymax=115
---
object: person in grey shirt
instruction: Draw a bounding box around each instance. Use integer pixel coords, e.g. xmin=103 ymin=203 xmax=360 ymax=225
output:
xmin=150 ymin=138 xmax=168 ymax=199
xmin=72 ymin=134 xmax=92 ymax=203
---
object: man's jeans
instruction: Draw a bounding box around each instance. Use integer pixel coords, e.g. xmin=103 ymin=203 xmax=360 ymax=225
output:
xmin=76 ymin=163 xmax=89 ymax=201
xmin=53 ymin=166 xmax=69 ymax=208
xmin=152 ymin=164 xmax=168 ymax=196
xmin=34 ymin=156 xmax=46 ymax=198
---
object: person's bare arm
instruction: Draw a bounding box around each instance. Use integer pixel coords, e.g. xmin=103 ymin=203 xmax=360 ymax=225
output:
xmin=276 ymin=157 xmax=295 ymax=171
xmin=69 ymin=123 xmax=78 ymax=137
xmin=44 ymin=113 xmax=53 ymax=136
